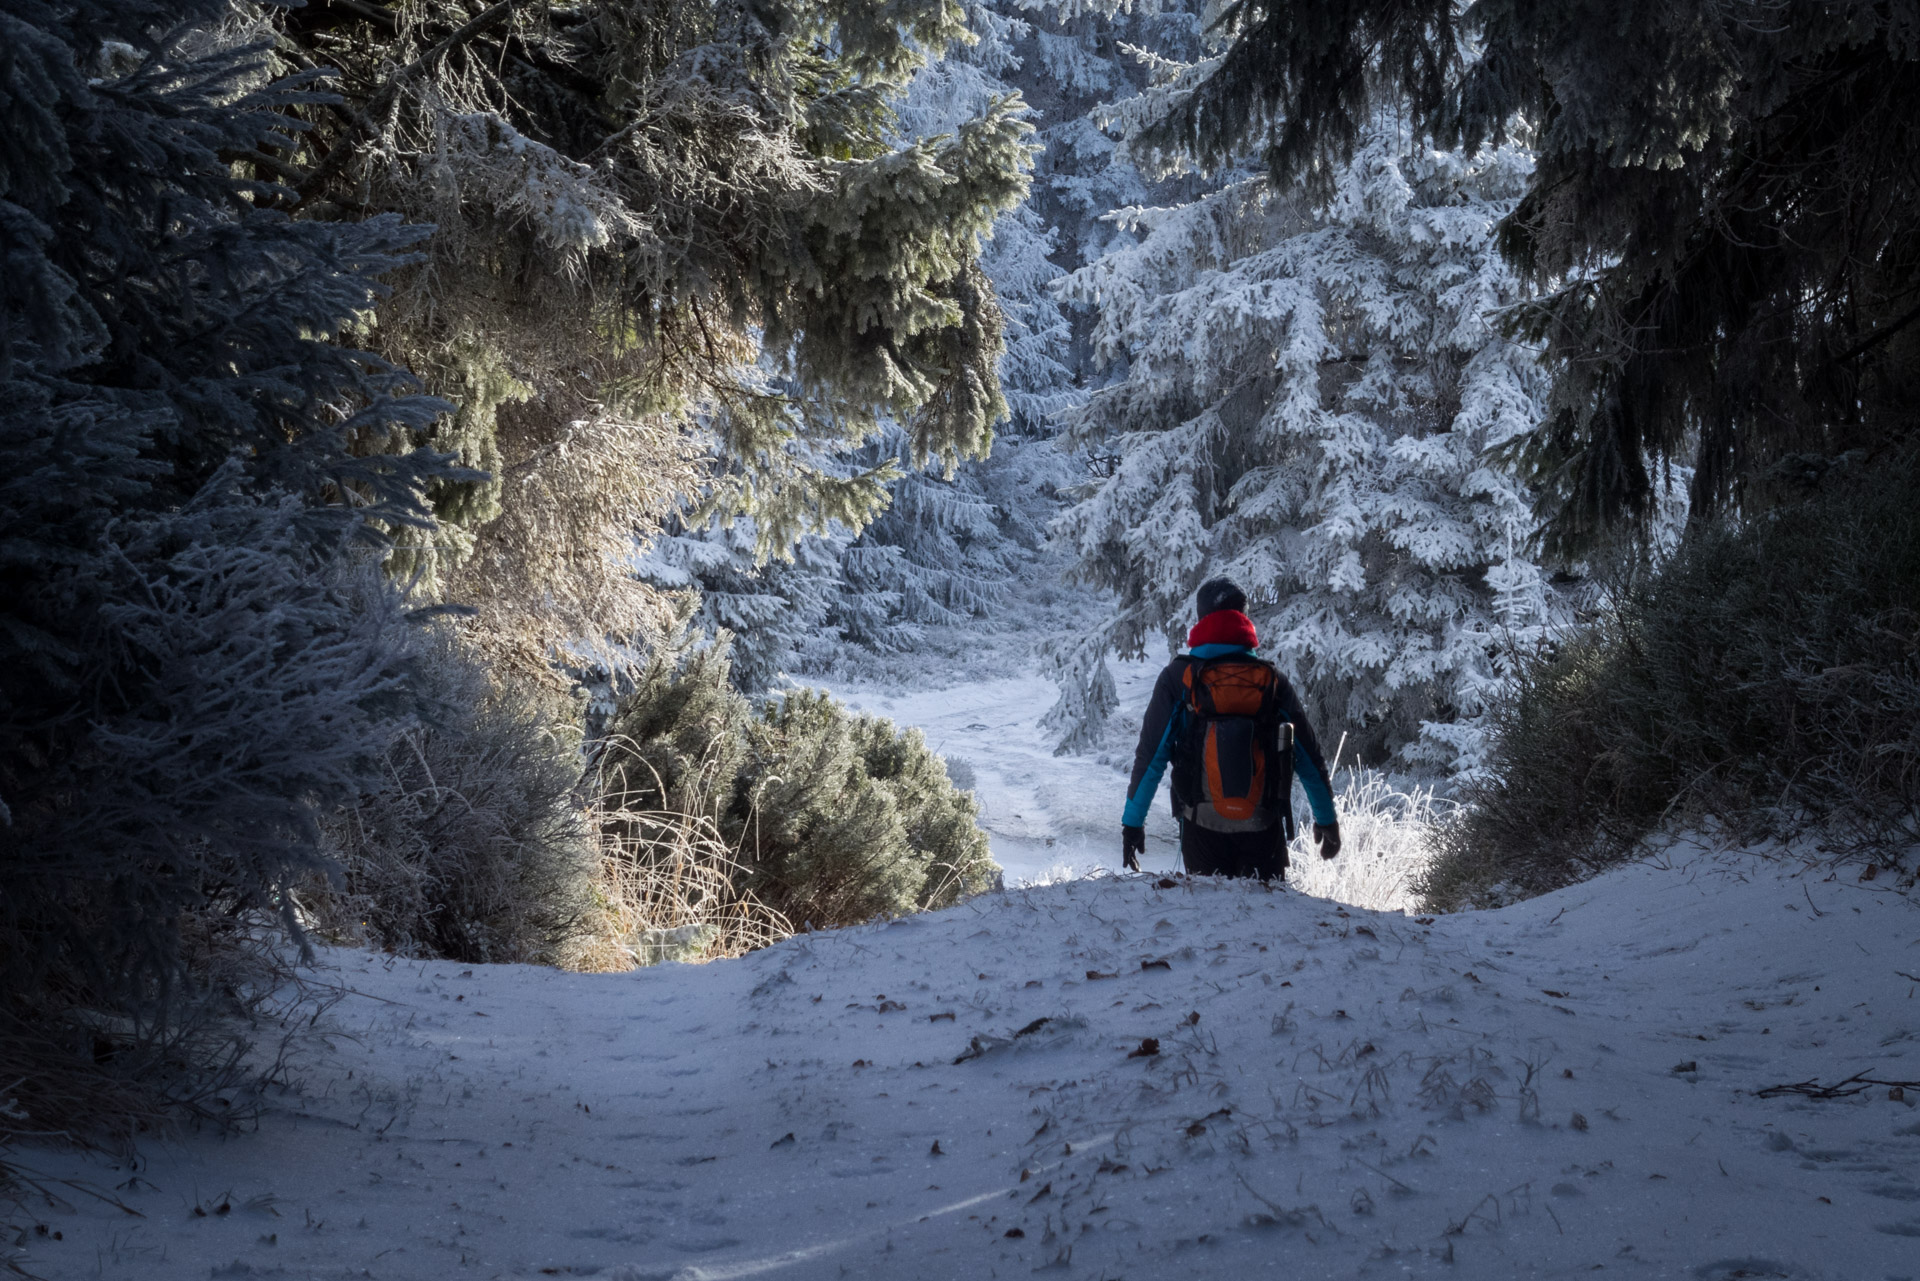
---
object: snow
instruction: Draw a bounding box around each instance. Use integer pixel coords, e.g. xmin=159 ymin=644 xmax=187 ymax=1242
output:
xmin=828 ymin=660 xmax=1175 ymax=887
xmin=19 ymin=839 xmax=1920 ymax=1280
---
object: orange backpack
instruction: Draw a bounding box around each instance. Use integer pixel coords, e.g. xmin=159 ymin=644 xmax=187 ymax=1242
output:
xmin=1170 ymin=655 xmax=1294 ymax=834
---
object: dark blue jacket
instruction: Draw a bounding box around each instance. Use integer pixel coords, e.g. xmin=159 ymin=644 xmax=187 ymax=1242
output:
xmin=1122 ymin=644 xmax=1337 ymax=830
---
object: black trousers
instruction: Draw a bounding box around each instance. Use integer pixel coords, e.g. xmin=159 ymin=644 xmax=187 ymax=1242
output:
xmin=1179 ymin=821 xmax=1286 ymax=882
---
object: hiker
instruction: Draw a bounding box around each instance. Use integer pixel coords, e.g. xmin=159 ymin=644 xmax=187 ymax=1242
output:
xmin=1121 ymin=578 xmax=1340 ymax=880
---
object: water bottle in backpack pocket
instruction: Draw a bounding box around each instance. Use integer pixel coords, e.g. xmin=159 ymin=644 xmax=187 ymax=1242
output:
xmin=1170 ymin=655 xmax=1294 ymax=834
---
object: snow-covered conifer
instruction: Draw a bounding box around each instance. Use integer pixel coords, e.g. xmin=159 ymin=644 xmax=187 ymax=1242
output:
xmin=638 ymin=518 xmax=848 ymax=695
xmin=778 ymin=0 xmax=1088 ymax=663
xmin=0 ymin=0 xmax=449 ymax=1121
xmin=1056 ymin=125 xmax=1576 ymax=773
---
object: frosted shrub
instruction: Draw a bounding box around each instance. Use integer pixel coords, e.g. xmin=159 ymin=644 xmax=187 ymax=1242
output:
xmin=0 ymin=489 xmax=432 ymax=1134
xmin=0 ymin=0 xmax=447 ymax=1139
xmin=1420 ymin=452 xmax=1920 ymax=911
xmin=597 ymin=639 xmax=999 ymax=933
xmin=313 ymin=639 xmax=595 ymax=966
xmin=1286 ymin=769 xmax=1452 ymax=914
xmin=944 ymin=756 xmax=979 ymax=792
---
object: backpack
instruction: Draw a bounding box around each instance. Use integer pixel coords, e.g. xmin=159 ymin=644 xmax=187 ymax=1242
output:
xmin=1169 ymin=654 xmax=1294 ymax=835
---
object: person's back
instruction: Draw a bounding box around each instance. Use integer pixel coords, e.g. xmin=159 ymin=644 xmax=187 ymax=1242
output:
xmin=1121 ymin=578 xmax=1341 ymax=879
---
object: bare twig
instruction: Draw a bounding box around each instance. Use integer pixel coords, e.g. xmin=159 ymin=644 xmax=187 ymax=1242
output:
xmin=1351 ymin=1157 xmax=1415 ymax=1194
xmin=1754 ymin=1071 xmax=1920 ymax=1099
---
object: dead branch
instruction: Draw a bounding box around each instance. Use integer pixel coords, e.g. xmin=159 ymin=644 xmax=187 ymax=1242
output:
xmin=1754 ymin=1071 xmax=1920 ymax=1099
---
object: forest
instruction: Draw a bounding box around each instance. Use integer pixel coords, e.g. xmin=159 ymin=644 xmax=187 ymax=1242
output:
xmin=2 ymin=0 xmax=1916 ymax=1268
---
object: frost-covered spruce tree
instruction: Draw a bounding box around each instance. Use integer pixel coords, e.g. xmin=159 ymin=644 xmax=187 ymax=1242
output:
xmin=638 ymin=515 xmax=848 ymax=695
xmin=825 ymin=426 xmax=1026 ymax=654
xmin=654 ymin=0 xmax=1086 ymax=683
xmin=0 ymin=0 xmax=447 ymax=1126
xmin=1056 ymin=123 xmax=1575 ymax=773
xmin=781 ymin=1 xmax=1084 ymax=663
xmin=897 ymin=2 xmax=1084 ymax=435
xmin=1002 ymin=0 xmax=1215 ymax=296
xmin=1141 ymin=0 xmax=1920 ymax=557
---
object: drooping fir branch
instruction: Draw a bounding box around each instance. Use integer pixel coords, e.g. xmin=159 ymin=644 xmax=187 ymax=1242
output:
xmin=1134 ymin=0 xmax=1920 ymax=556
xmin=263 ymin=0 xmax=1036 ymax=671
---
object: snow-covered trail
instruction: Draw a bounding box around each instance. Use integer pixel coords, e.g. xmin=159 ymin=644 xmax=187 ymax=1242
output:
xmin=826 ymin=663 xmax=1178 ymax=886
xmin=19 ymin=847 xmax=1920 ymax=1280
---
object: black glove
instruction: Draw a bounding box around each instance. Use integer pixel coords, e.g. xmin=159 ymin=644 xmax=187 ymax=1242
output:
xmin=1122 ymin=825 xmax=1145 ymax=871
xmin=1313 ymin=822 xmax=1342 ymax=860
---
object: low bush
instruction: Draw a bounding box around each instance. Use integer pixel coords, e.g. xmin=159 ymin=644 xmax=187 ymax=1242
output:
xmin=311 ymin=638 xmax=596 ymax=965
xmin=1420 ymin=452 xmax=1920 ymax=910
xmin=599 ymin=639 xmax=998 ymax=931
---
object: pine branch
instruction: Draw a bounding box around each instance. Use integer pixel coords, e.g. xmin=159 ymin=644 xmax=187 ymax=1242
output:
xmin=1817 ymin=300 xmax=1920 ymax=372
xmin=355 ymin=0 xmax=524 ymax=123
xmin=313 ymin=0 xmax=398 ymax=28
xmin=392 ymin=0 xmax=522 ymax=85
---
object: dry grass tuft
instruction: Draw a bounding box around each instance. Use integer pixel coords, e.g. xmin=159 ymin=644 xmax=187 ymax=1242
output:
xmin=565 ymin=747 xmax=794 ymax=972
xmin=1287 ymin=767 xmax=1452 ymax=915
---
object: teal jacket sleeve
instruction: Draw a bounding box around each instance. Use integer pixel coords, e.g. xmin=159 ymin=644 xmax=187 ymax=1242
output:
xmin=1122 ymin=716 xmax=1176 ymax=827
xmin=1294 ymin=740 xmax=1337 ymax=826
xmin=1122 ymin=661 xmax=1184 ymax=827
xmin=1274 ymin=673 xmax=1337 ymax=826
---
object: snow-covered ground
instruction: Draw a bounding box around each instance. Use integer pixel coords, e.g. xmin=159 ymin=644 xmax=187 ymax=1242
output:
xmin=16 ymin=842 xmax=1919 ymax=1280
xmin=829 ymin=662 xmax=1172 ymax=887
xmin=827 ymin=665 xmax=1439 ymax=913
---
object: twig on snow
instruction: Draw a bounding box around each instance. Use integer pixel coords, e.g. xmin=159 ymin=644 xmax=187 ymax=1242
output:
xmin=1351 ymin=1157 xmax=1415 ymax=1194
xmin=1754 ymin=1071 xmax=1920 ymax=1099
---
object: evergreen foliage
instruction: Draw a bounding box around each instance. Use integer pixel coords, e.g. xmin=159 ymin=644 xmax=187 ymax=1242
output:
xmin=637 ymin=517 xmax=845 ymax=695
xmin=639 ymin=1 xmax=1225 ymax=685
xmin=270 ymin=0 xmax=1040 ymax=677
xmin=1055 ymin=121 xmax=1576 ymax=771
xmin=1013 ymin=0 xmax=1212 ymax=281
xmin=314 ymin=637 xmax=595 ymax=965
xmin=1147 ymin=0 xmax=1920 ymax=555
xmin=701 ymin=0 xmax=1090 ymax=681
xmin=896 ymin=2 xmax=1083 ymax=435
xmin=0 ymin=0 xmax=447 ymax=1131
xmin=599 ymin=641 xmax=998 ymax=928
xmin=826 ymin=426 xmax=1022 ymax=653
xmin=1421 ymin=450 xmax=1920 ymax=910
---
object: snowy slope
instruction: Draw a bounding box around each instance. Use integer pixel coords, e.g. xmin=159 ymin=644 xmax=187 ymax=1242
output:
xmin=829 ymin=661 xmax=1178 ymax=887
xmin=826 ymin=666 xmax=1436 ymax=913
xmin=17 ymin=845 xmax=1920 ymax=1280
